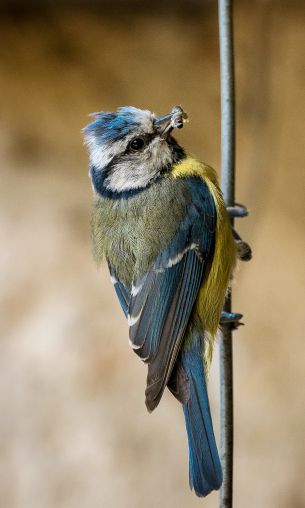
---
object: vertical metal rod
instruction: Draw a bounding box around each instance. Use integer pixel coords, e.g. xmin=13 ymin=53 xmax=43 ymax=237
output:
xmin=218 ymin=1 xmax=235 ymax=507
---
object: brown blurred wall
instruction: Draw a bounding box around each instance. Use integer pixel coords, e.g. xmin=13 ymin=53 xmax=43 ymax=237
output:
xmin=0 ymin=1 xmax=304 ymax=507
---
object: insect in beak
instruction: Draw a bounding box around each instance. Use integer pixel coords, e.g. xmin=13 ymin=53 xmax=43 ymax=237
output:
xmin=154 ymin=106 xmax=188 ymax=138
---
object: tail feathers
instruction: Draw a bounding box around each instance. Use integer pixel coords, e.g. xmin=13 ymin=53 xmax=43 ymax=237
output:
xmin=180 ymin=347 xmax=223 ymax=497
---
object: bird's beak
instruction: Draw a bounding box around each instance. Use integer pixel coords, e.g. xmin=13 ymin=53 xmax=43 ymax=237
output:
xmin=154 ymin=106 xmax=188 ymax=138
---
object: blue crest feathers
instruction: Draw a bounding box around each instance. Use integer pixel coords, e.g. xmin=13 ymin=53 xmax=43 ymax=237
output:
xmin=83 ymin=106 xmax=152 ymax=142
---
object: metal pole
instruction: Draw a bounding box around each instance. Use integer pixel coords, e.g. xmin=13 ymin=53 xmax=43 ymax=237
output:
xmin=218 ymin=1 xmax=235 ymax=507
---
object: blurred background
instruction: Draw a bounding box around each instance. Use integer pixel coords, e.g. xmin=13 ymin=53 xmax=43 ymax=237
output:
xmin=0 ymin=1 xmax=304 ymax=507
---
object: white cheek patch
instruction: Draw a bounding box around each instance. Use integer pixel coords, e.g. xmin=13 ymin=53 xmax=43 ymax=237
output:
xmin=149 ymin=137 xmax=173 ymax=171
xmin=104 ymin=137 xmax=173 ymax=192
xmin=85 ymin=135 xmax=125 ymax=169
xmin=105 ymin=160 xmax=150 ymax=191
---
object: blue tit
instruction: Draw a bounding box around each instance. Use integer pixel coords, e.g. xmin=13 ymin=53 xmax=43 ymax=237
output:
xmin=83 ymin=105 xmax=237 ymax=497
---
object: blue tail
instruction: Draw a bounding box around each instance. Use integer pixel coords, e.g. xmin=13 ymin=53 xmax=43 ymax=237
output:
xmin=181 ymin=344 xmax=223 ymax=497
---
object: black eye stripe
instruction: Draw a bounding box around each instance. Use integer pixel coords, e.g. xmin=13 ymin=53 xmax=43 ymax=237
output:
xmin=125 ymin=133 xmax=154 ymax=154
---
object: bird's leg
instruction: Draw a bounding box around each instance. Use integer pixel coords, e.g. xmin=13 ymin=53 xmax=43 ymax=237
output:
xmin=232 ymin=228 xmax=252 ymax=262
xmin=220 ymin=311 xmax=244 ymax=330
xmin=226 ymin=204 xmax=252 ymax=262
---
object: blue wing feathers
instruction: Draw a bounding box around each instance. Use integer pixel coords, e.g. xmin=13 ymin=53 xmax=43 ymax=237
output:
xmin=144 ymin=251 xmax=206 ymax=410
xmin=132 ymin=266 xmax=180 ymax=361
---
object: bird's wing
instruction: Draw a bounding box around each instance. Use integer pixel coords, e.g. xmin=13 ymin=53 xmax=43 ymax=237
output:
xmin=107 ymin=261 xmax=131 ymax=318
xmin=128 ymin=178 xmax=216 ymax=412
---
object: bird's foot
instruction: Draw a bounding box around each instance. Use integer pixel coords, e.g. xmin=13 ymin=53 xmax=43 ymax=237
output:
xmin=220 ymin=311 xmax=244 ymax=330
xmin=231 ymin=226 xmax=252 ymax=262
xmin=236 ymin=238 xmax=252 ymax=261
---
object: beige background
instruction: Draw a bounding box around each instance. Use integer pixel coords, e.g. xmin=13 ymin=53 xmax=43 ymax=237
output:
xmin=0 ymin=1 xmax=304 ymax=507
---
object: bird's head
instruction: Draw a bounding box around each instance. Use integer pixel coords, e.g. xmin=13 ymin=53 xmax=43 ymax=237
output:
xmin=83 ymin=106 xmax=188 ymax=198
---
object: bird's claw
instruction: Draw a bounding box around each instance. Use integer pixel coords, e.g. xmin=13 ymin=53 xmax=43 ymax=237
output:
xmin=220 ymin=311 xmax=244 ymax=330
xmin=232 ymin=227 xmax=252 ymax=262
xmin=236 ymin=239 xmax=252 ymax=261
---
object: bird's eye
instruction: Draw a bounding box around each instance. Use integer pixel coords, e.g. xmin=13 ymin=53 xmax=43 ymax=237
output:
xmin=129 ymin=137 xmax=145 ymax=151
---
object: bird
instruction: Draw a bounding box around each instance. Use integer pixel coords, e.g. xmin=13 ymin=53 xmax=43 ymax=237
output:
xmin=83 ymin=105 xmax=238 ymax=497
